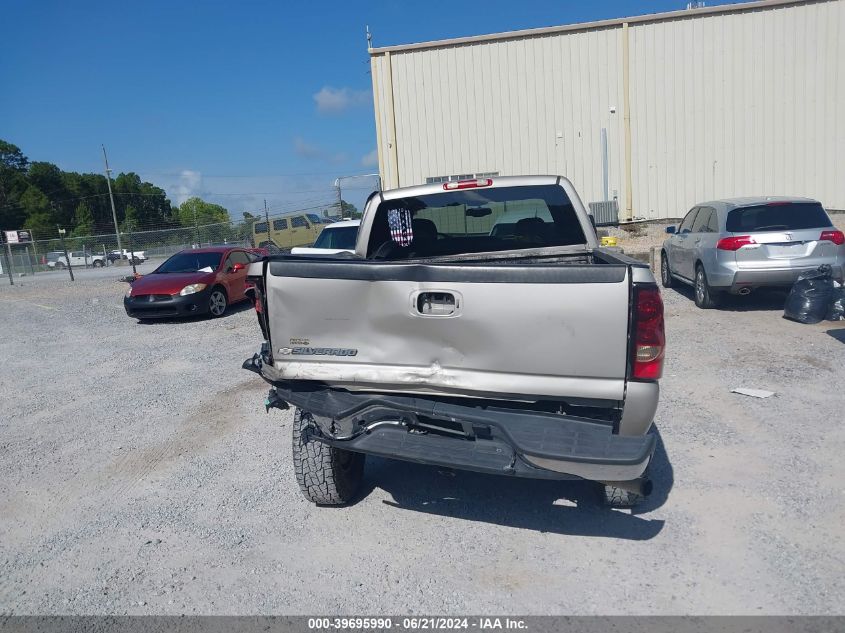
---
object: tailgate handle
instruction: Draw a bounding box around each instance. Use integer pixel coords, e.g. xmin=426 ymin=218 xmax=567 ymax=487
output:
xmin=416 ymin=292 xmax=457 ymax=316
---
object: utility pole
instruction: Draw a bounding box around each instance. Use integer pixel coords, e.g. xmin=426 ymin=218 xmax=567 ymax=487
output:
xmin=264 ymin=199 xmax=270 ymax=228
xmin=102 ymin=145 xmax=123 ymax=259
xmin=334 ymin=174 xmax=380 ymax=219
xmin=3 ymin=237 xmax=13 ymax=286
xmin=126 ymin=222 xmax=137 ymax=276
xmin=57 ymin=227 xmax=74 ymax=282
xmin=336 ymin=183 xmax=343 ymax=219
xmin=193 ymin=201 xmax=200 ymax=247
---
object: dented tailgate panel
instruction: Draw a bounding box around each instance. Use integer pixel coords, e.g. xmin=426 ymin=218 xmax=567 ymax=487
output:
xmin=264 ymin=260 xmax=631 ymax=401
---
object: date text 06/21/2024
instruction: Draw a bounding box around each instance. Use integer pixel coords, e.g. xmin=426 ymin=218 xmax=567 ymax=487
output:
xmin=307 ymin=617 xmax=528 ymax=630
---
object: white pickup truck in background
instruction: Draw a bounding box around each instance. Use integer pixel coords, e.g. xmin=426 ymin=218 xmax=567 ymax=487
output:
xmin=48 ymin=251 xmax=107 ymax=268
xmin=108 ymin=249 xmax=147 ymax=264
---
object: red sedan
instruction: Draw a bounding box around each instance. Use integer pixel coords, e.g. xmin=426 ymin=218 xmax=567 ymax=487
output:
xmin=124 ymin=247 xmax=261 ymax=320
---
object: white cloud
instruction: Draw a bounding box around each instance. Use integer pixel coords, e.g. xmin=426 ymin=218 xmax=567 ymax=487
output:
xmin=293 ymin=137 xmax=347 ymax=164
xmin=293 ymin=137 xmax=323 ymax=159
xmin=173 ymin=170 xmax=202 ymax=205
xmin=313 ymin=86 xmax=370 ymax=114
xmin=361 ymin=148 xmax=378 ymax=167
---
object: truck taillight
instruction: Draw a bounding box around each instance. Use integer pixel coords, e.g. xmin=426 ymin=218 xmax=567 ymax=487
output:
xmin=717 ymin=235 xmax=756 ymax=251
xmin=443 ymin=178 xmax=493 ymax=190
xmin=246 ymin=276 xmax=270 ymax=344
xmin=820 ymin=230 xmax=844 ymax=245
xmin=245 ymin=281 xmax=261 ymax=312
xmin=631 ymin=285 xmax=665 ymax=381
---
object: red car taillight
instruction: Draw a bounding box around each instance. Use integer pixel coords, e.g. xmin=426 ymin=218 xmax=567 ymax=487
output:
xmin=820 ymin=230 xmax=845 ymax=245
xmin=631 ymin=285 xmax=665 ymax=381
xmin=717 ymin=235 xmax=756 ymax=251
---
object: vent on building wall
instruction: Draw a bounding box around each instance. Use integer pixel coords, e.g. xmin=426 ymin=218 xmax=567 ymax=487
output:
xmin=589 ymin=200 xmax=620 ymax=226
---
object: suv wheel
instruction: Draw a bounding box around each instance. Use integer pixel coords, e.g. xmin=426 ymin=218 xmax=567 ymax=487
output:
xmin=660 ymin=251 xmax=673 ymax=288
xmin=292 ymin=408 xmax=364 ymax=505
xmin=694 ymin=265 xmax=718 ymax=309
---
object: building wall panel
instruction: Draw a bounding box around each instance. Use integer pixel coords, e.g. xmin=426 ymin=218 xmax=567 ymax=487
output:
xmin=371 ymin=0 xmax=844 ymax=218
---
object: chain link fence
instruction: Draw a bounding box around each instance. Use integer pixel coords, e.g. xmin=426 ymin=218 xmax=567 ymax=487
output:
xmin=1 ymin=221 xmax=252 ymax=279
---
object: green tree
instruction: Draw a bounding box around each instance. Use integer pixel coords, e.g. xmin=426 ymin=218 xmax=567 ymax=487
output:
xmin=20 ymin=184 xmax=51 ymax=217
xmin=71 ymin=202 xmax=95 ymax=237
xmin=120 ymin=204 xmax=139 ymax=232
xmin=237 ymin=211 xmax=257 ymax=240
xmin=17 ymin=185 xmax=56 ymax=235
xmin=340 ymin=200 xmax=361 ymax=219
xmin=0 ymin=140 xmax=30 ymax=228
xmin=113 ymin=172 xmax=173 ymax=228
xmin=177 ymin=197 xmax=229 ymax=227
xmin=0 ymin=140 xmax=28 ymax=171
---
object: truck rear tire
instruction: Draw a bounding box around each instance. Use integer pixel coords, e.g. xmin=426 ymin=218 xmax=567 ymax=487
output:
xmin=600 ymin=483 xmax=645 ymax=508
xmin=292 ymin=408 xmax=364 ymax=505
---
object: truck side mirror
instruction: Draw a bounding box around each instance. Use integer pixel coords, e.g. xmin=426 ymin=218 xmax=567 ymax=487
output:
xmin=665 ymin=226 xmax=676 ymax=234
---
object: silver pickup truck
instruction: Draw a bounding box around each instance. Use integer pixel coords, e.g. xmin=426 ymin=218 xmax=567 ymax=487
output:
xmin=244 ymin=176 xmax=665 ymax=507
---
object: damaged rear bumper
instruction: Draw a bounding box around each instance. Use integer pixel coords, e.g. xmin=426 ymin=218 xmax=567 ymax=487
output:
xmin=245 ymin=354 xmax=655 ymax=484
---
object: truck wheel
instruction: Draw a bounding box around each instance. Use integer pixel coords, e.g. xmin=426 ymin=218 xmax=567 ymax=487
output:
xmin=694 ymin=264 xmax=718 ymax=309
xmin=292 ymin=408 xmax=364 ymax=505
xmin=600 ymin=483 xmax=645 ymax=508
xmin=93 ymin=260 xmax=103 ymax=268
xmin=660 ymin=251 xmax=673 ymax=288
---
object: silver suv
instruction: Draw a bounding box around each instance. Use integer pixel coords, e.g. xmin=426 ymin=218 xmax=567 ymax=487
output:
xmin=661 ymin=197 xmax=844 ymax=308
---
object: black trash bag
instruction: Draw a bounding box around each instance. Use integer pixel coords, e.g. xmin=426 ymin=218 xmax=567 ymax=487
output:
xmin=827 ymin=286 xmax=845 ymax=321
xmin=783 ymin=265 xmax=834 ymax=324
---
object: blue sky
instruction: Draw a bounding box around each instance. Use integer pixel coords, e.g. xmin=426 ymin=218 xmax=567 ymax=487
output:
xmin=1 ymin=0 xmax=744 ymax=219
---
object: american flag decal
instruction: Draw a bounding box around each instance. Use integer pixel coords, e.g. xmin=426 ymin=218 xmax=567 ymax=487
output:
xmin=388 ymin=208 xmax=413 ymax=247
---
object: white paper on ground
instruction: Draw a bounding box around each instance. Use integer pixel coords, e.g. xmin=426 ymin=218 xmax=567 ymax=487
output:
xmin=731 ymin=387 xmax=775 ymax=399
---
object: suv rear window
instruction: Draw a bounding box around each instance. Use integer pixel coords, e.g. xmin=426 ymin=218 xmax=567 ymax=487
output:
xmin=367 ymin=185 xmax=586 ymax=258
xmin=726 ymin=202 xmax=830 ymax=232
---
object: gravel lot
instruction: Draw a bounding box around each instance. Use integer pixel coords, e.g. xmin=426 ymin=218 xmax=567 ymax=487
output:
xmin=1 ymin=267 xmax=843 ymax=615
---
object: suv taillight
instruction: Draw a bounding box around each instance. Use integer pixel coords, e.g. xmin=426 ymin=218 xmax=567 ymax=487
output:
xmin=631 ymin=285 xmax=665 ymax=381
xmin=820 ymin=230 xmax=844 ymax=245
xmin=717 ymin=235 xmax=756 ymax=251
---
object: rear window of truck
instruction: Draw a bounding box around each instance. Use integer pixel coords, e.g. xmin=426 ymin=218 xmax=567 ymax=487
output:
xmin=726 ymin=202 xmax=830 ymax=232
xmin=314 ymin=226 xmax=359 ymax=250
xmin=367 ymin=184 xmax=586 ymax=258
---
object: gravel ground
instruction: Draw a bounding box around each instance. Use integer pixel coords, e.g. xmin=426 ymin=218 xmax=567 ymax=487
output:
xmin=0 ymin=269 xmax=844 ymax=615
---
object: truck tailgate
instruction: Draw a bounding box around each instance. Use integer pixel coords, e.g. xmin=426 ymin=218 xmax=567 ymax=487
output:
xmin=264 ymin=259 xmax=631 ymax=401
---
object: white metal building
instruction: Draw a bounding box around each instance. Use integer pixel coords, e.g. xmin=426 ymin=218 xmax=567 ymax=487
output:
xmin=368 ymin=0 xmax=844 ymax=220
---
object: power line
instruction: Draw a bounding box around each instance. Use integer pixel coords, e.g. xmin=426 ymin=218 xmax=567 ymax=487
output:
xmin=0 ymin=185 xmax=377 ymax=211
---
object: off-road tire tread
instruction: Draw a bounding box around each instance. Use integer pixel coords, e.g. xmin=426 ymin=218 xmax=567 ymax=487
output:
xmin=601 ymin=484 xmax=644 ymax=508
xmin=292 ymin=408 xmax=364 ymax=505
